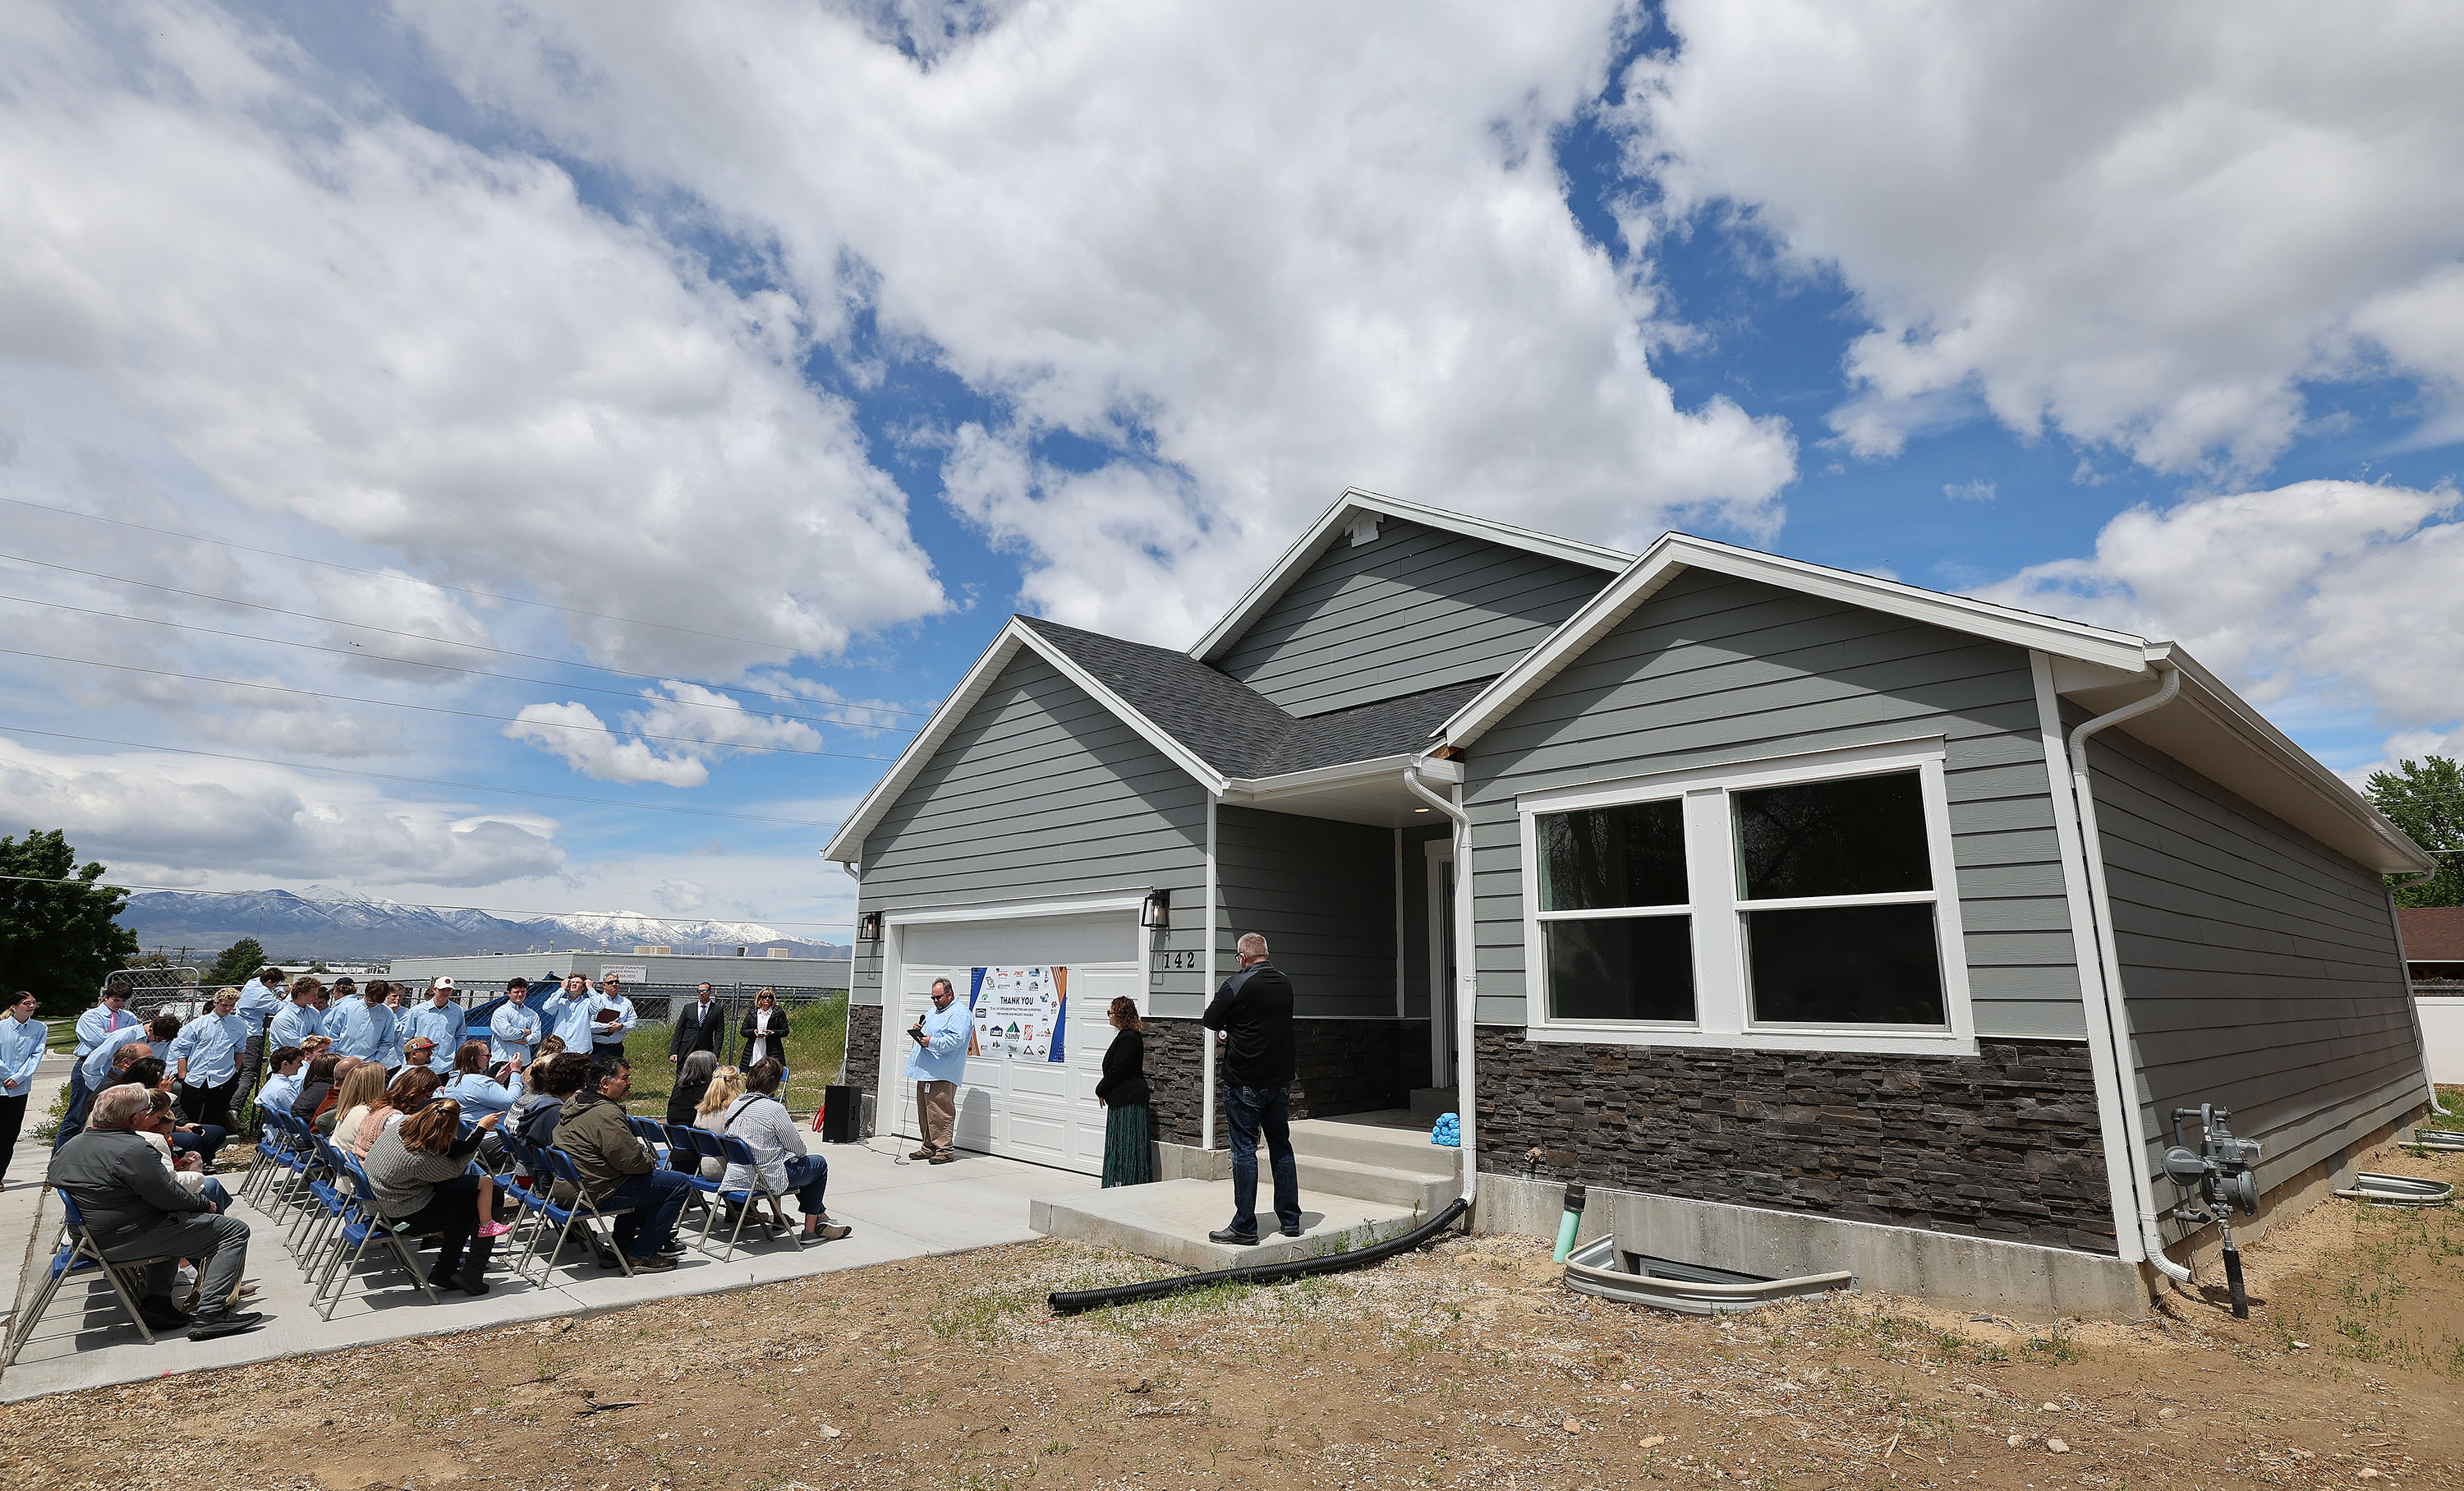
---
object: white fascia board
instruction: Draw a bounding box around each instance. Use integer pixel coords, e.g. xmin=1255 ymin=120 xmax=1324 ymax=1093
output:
xmin=1188 ymin=487 xmax=1634 ymax=663
xmin=821 ymin=619 xmax=1230 ymax=867
xmin=2150 ymin=645 xmax=2435 ymax=875
xmin=1438 ymin=533 xmax=2156 ymax=750
xmin=1221 ymin=752 xmax=1464 ymax=800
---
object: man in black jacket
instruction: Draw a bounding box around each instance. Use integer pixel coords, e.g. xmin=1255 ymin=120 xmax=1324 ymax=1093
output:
xmin=48 ymin=1084 xmax=264 ymax=1340
xmin=1201 ymin=932 xmax=1301 ymax=1244
xmin=669 ymin=982 xmax=727 ymax=1068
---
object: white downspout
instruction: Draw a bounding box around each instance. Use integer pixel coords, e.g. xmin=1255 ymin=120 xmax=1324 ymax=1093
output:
xmin=1202 ymin=791 xmax=1219 ymax=1151
xmin=2387 ymin=867 xmax=2441 ymax=1108
xmin=2065 ymin=662 xmax=2192 ymax=1284
xmin=1404 ymin=754 xmax=1477 ymax=1208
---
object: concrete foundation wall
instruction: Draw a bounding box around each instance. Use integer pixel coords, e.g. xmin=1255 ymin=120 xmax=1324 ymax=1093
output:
xmin=1472 ymin=1171 xmax=2149 ymax=1322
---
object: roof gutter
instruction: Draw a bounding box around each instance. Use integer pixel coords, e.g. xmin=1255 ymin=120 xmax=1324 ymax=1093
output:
xmin=2064 ymin=660 xmax=2193 ymax=1286
xmin=1403 ymin=752 xmax=1477 ymax=1211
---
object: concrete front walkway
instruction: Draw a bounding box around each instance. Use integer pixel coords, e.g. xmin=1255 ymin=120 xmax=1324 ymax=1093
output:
xmin=1 ymin=1093 xmax=1095 ymax=1401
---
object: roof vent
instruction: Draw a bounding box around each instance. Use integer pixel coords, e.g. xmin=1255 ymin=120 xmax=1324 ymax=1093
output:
xmin=1347 ymin=515 xmax=1381 ymax=547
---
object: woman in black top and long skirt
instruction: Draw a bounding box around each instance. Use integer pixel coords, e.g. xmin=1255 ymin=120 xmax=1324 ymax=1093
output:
xmin=1096 ymin=995 xmax=1154 ymax=1187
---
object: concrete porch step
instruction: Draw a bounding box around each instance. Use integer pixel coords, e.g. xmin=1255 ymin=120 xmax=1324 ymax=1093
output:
xmin=1029 ymin=1178 xmax=1427 ymax=1272
xmin=1293 ymin=1152 xmax=1454 ymax=1213
xmin=1287 ymin=1112 xmax=1458 ymax=1176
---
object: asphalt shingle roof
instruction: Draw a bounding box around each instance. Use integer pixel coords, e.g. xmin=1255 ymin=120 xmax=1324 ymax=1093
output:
xmin=2399 ymin=906 xmax=2464 ymax=964
xmin=1018 ymin=616 xmax=1482 ymax=778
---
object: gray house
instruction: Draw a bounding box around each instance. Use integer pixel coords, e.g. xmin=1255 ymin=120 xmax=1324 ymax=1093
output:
xmin=825 ymin=490 xmax=2435 ymax=1311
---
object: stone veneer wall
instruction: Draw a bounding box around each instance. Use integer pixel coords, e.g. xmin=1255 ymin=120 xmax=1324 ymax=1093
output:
xmin=1148 ymin=1015 xmax=1432 ymax=1148
xmin=844 ymin=1003 xmax=882 ymax=1093
xmin=1475 ymin=1031 xmax=2115 ymax=1253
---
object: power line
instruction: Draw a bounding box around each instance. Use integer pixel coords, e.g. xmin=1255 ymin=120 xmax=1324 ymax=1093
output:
xmin=0 ymin=549 xmax=938 ymax=723
xmin=0 ymin=872 xmax=854 ymax=932
xmin=0 ymin=492 xmax=829 ymax=660
xmin=0 ymin=725 xmax=842 ymax=828
xmin=0 ymin=590 xmax=923 ymax=734
xmin=0 ymin=646 xmax=892 ymax=762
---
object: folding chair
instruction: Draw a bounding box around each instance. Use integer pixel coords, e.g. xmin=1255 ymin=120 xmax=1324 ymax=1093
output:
xmin=704 ymin=1135 xmax=810 ymax=1261
xmin=664 ymin=1121 xmax=724 ymax=1223
xmin=4 ymin=1192 xmax=186 ymax=1364
xmin=513 ymin=1146 xmax=637 ymax=1284
xmin=310 ymin=1153 xmax=439 ymax=1319
xmin=239 ymin=1111 xmax=306 ymax=1208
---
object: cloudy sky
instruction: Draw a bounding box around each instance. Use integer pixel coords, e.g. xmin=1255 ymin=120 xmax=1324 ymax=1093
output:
xmin=2 ymin=0 xmax=2461 ymax=936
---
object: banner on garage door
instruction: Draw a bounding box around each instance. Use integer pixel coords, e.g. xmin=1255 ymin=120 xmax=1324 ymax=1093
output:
xmin=966 ymin=964 xmax=1069 ymax=1062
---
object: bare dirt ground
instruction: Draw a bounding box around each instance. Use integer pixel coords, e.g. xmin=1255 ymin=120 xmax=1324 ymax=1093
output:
xmin=7 ymin=1144 xmax=2464 ymax=1490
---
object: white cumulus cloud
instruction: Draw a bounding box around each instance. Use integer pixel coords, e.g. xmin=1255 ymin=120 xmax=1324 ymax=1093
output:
xmin=398 ymin=0 xmax=1798 ymax=644
xmin=503 ymin=680 xmax=824 ymax=785
xmin=1624 ymin=0 xmax=2464 ymax=475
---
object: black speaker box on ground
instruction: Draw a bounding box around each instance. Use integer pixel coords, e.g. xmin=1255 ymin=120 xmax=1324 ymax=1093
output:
xmin=822 ymin=1084 xmax=860 ymax=1143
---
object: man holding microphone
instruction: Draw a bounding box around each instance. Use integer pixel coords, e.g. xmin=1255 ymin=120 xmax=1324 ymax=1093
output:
xmin=904 ymin=978 xmax=972 ymax=1164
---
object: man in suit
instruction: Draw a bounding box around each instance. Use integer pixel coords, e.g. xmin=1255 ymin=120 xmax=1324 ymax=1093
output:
xmin=670 ymin=982 xmax=727 ymax=1068
xmin=1202 ymin=932 xmax=1301 ymax=1245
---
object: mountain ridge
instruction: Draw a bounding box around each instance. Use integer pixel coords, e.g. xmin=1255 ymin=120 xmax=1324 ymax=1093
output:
xmin=120 ymin=887 xmax=848 ymax=962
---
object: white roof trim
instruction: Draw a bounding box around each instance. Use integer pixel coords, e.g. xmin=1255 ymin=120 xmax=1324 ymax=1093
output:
xmin=1222 ymin=752 xmax=1464 ymax=799
xmin=821 ymin=619 xmax=1227 ymax=864
xmin=1437 ymin=532 xmax=2156 ymax=749
xmin=1188 ymin=487 xmax=1633 ymax=663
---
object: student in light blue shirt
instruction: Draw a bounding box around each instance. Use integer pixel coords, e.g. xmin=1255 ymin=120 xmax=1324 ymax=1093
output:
xmin=268 ymin=982 xmax=328 ymax=1051
xmin=327 ymin=982 xmax=397 ymax=1065
xmin=401 ymin=980 xmax=465 ymax=1073
xmin=56 ymin=1011 xmax=177 ymax=1148
xmin=539 ymin=974 xmax=600 ymax=1053
xmin=67 ymin=981 xmax=140 ymax=1124
xmin=254 ymin=1046 xmax=306 ymax=1141
xmin=442 ymin=1040 xmax=525 ymax=1122
xmin=490 ymin=979 xmax=543 ymax=1065
xmin=0 ymin=990 xmax=47 ymax=1186
xmin=168 ymin=988 xmax=248 ymax=1134
xmin=232 ymin=966 xmax=288 ymax=1103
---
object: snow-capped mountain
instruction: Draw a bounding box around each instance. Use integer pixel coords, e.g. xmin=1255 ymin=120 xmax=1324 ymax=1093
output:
xmin=119 ymin=887 xmax=847 ymax=962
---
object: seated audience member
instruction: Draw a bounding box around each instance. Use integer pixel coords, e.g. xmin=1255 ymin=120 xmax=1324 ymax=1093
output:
xmin=444 ymin=1040 xmax=523 ymax=1121
xmin=667 ymin=1049 xmax=717 ymax=1129
xmin=363 ymin=1098 xmax=503 ymax=1297
xmin=352 ymin=1066 xmax=442 ymax=1159
xmin=718 ymin=1058 xmax=851 ymax=1243
xmin=507 ymin=1047 xmax=580 ymax=1192
xmin=552 ymin=1054 xmax=691 ymax=1272
xmin=57 ymin=1011 xmax=177 ymax=1147
xmin=290 ymin=1052 xmax=341 ymax=1120
xmin=46 ymin=1084 xmax=264 ymax=1340
xmin=693 ymin=1065 xmax=747 ymax=1181
xmin=253 ymin=1047 xmax=306 ymax=1139
xmin=136 ymin=1091 xmax=237 ymax=1213
xmin=320 ymin=1061 xmax=389 ymax=1144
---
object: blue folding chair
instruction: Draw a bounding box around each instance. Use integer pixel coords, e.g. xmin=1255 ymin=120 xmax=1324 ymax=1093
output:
xmin=310 ymin=1152 xmax=439 ymax=1319
xmin=2 ymin=1192 xmax=188 ymax=1364
xmin=513 ymin=1146 xmax=637 ymax=1283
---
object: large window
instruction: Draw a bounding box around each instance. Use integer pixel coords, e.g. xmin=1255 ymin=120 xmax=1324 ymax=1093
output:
xmin=1519 ymin=742 xmax=1971 ymax=1054
xmin=1534 ymin=800 xmax=1693 ymax=1023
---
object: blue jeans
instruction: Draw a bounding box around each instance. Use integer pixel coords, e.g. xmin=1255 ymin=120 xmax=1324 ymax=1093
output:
xmin=782 ymin=1153 xmax=829 ymax=1217
xmin=1224 ymin=1083 xmax=1299 ymax=1236
xmin=600 ymin=1167 xmax=694 ymax=1259
xmin=54 ymin=1066 xmax=95 ymax=1148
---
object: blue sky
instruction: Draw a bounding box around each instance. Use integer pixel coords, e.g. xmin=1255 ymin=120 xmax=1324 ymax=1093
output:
xmin=2 ymin=2 xmax=2460 ymax=937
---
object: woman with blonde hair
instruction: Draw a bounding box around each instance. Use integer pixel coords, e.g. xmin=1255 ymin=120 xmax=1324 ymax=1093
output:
xmin=694 ymin=1065 xmax=746 ymax=1182
xmin=1096 ymin=995 xmax=1152 ymax=1188
xmin=319 ymin=1060 xmax=388 ymax=1144
xmin=352 ymin=1065 xmax=442 ymax=1159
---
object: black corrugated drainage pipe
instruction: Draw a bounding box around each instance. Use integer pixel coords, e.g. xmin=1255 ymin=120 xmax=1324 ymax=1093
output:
xmin=1046 ymin=1198 xmax=1471 ymax=1316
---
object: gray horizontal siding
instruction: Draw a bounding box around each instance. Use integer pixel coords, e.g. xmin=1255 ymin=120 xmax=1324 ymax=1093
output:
xmin=853 ymin=648 xmax=1208 ymax=1013
xmin=1464 ymin=568 xmax=2085 ymax=1038
xmin=2085 ymin=719 xmax=2425 ymax=1203
xmin=1216 ymin=517 xmax=1611 ymax=716
xmin=1215 ymin=804 xmax=1399 ymax=1019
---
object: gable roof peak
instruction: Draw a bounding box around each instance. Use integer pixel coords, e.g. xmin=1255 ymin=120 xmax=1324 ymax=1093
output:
xmin=1188 ymin=487 xmax=1634 ymax=663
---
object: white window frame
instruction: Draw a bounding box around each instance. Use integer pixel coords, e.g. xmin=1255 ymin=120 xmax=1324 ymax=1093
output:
xmin=1518 ymin=735 xmax=1976 ymax=1056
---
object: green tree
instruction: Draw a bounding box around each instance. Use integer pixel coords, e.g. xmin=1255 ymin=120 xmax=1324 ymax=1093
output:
xmin=0 ymin=829 xmax=140 ymax=1017
xmin=2365 ymin=755 xmax=2464 ymax=908
xmin=202 ymin=936 xmax=269 ymax=989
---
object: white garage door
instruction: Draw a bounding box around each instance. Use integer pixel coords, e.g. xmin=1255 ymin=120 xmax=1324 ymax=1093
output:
xmin=888 ymin=909 xmax=1142 ymax=1175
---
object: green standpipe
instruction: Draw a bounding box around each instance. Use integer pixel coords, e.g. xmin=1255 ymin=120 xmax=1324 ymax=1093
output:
xmin=1552 ymin=1183 xmax=1587 ymax=1263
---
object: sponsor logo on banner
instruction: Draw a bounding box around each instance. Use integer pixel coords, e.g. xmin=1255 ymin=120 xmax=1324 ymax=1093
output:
xmin=965 ymin=965 xmax=1069 ymax=1062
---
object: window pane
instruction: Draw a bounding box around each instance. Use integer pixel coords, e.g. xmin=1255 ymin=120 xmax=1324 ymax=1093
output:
xmin=1543 ymin=916 xmax=1695 ymax=1022
xmin=1537 ymin=800 xmax=1688 ymax=911
xmin=1745 ymin=904 xmax=1946 ymax=1026
xmin=1734 ymin=770 xmax=1931 ymax=900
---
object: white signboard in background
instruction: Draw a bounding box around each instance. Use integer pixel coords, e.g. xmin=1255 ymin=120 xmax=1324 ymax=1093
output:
xmin=967 ymin=965 xmax=1069 ymax=1063
xmin=599 ymin=965 xmax=648 ymax=985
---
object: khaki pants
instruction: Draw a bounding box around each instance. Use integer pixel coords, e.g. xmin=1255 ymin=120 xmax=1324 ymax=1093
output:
xmin=915 ymin=1079 xmax=957 ymax=1154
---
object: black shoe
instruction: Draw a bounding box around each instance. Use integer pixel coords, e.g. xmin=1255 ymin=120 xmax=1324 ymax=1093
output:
xmin=187 ymin=1310 xmax=265 ymax=1341
xmin=1207 ymin=1226 xmax=1261 ymax=1245
xmin=659 ymin=1239 xmax=688 ymax=1256
xmin=1280 ymin=1225 xmax=1305 ymax=1238
xmin=627 ymin=1252 xmax=678 ymax=1273
xmin=136 ymin=1299 xmax=193 ymax=1332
